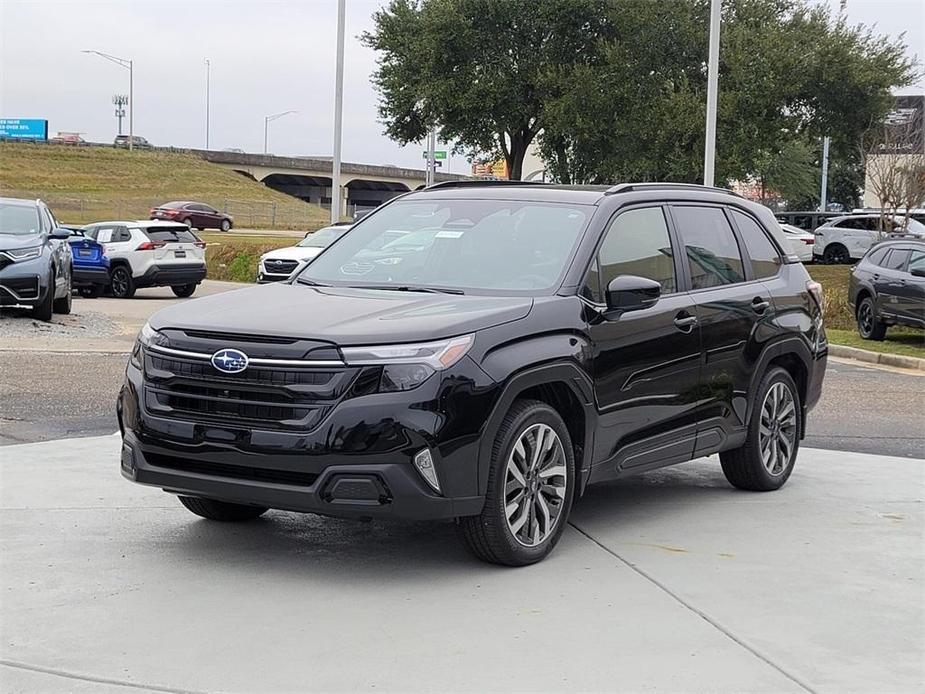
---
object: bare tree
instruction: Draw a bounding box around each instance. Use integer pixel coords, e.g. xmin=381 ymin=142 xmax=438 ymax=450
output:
xmin=863 ymin=100 xmax=925 ymax=234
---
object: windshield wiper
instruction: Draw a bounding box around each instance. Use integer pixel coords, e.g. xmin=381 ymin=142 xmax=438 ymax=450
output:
xmin=296 ymin=278 xmax=331 ymax=287
xmin=348 ymin=284 xmax=465 ymax=295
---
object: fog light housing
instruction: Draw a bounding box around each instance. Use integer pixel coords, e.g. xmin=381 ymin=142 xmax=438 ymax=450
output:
xmin=413 ymin=448 xmax=441 ymax=494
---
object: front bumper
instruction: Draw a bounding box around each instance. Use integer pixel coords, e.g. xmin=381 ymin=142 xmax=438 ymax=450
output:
xmin=0 ymin=255 xmax=50 ymax=307
xmin=135 ymin=263 xmax=207 ymax=288
xmin=118 ymin=354 xmax=497 ymax=521
xmin=72 ymin=265 xmax=110 ymax=287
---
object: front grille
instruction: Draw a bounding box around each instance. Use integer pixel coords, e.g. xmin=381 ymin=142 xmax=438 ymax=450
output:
xmin=263 ymin=259 xmax=299 ymax=275
xmin=146 ymin=451 xmax=318 ymax=486
xmin=143 ymin=350 xmax=356 ymax=430
xmin=0 ymin=276 xmax=40 ymax=299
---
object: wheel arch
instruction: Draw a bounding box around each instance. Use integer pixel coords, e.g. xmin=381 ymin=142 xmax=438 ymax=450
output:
xmin=477 ymin=362 xmax=596 ymax=499
xmin=746 ymin=337 xmax=815 ymax=440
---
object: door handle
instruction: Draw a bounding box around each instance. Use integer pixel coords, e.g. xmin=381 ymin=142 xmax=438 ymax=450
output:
xmin=751 ymin=297 xmax=771 ymax=313
xmin=673 ymin=313 xmax=698 ymax=332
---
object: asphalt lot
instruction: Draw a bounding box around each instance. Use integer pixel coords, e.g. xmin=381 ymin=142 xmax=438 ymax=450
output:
xmin=1 ymin=281 xmax=923 ymax=455
xmin=1 ymin=436 xmax=922 ymax=693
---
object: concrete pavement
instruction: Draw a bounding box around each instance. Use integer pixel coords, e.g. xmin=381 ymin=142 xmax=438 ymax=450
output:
xmin=1 ymin=436 xmax=921 ymax=693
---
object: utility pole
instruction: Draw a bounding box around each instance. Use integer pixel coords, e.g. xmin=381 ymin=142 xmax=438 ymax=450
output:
xmin=84 ymin=50 xmax=134 ymax=150
xmin=113 ymin=94 xmax=128 ymax=135
xmin=331 ymin=0 xmax=346 ymax=224
xmin=820 ymin=136 xmax=830 ymax=212
xmin=702 ymin=0 xmax=721 ymax=186
xmin=425 ymin=129 xmax=436 ymax=187
xmin=205 ymin=59 xmax=211 ymax=150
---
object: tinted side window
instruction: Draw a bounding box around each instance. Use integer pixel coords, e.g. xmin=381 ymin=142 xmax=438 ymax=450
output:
xmin=867 ymin=247 xmax=889 ymax=267
xmin=908 ymin=249 xmax=925 ymax=274
xmin=731 ymin=210 xmax=780 ymax=279
xmin=673 ymin=206 xmax=745 ymax=289
xmin=596 ymin=207 xmax=676 ymax=296
xmin=883 ymin=249 xmax=911 ymax=271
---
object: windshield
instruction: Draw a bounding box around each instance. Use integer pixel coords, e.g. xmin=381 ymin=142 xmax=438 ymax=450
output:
xmin=296 ymin=199 xmax=590 ymax=294
xmin=298 ymin=226 xmax=349 ymax=248
xmin=0 ymin=203 xmax=41 ymax=235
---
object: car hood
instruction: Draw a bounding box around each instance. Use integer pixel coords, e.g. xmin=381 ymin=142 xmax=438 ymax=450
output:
xmin=149 ymin=283 xmax=533 ymax=344
xmin=262 ymin=246 xmax=324 ymax=262
xmin=0 ymin=233 xmax=43 ymax=251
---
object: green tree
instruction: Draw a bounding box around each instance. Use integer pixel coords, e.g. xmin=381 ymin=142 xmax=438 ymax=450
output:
xmin=362 ymin=0 xmax=614 ymax=179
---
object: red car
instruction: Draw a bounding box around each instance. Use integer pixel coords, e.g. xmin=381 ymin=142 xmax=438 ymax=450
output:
xmin=150 ymin=201 xmax=233 ymax=232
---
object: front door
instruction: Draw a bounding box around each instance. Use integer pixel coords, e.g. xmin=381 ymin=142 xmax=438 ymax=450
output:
xmin=585 ymin=205 xmax=702 ymax=480
xmin=670 ymin=204 xmax=773 ymax=450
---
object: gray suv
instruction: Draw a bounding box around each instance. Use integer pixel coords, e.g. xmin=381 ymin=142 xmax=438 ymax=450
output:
xmin=0 ymin=198 xmax=73 ymax=321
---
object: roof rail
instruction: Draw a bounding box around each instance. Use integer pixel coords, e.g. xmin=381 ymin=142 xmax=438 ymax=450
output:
xmin=604 ymin=182 xmax=742 ymax=198
xmin=418 ymin=180 xmax=549 ymax=191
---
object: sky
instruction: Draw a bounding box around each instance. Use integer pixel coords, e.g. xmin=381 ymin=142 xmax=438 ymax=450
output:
xmin=0 ymin=0 xmax=922 ymax=173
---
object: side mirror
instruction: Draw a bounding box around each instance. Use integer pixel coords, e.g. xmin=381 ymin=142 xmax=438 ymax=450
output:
xmin=605 ymin=275 xmax=661 ymax=313
xmin=910 ymin=267 xmax=925 ymax=278
xmin=49 ymin=228 xmax=72 ymax=240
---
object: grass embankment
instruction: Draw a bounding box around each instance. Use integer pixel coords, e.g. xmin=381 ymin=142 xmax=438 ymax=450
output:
xmin=808 ymin=265 xmax=924 ymax=358
xmin=0 ymin=142 xmax=328 ymax=230
xmin=201 ymin=233 xmax=294 ymax=283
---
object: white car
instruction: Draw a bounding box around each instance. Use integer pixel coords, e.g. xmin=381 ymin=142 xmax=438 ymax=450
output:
xmin=258 ymin=224 xmax=352 ymax=283
xmin=780 ymin=223 xmax=816 ymax=262
xmin=83 ymin=220 xmax=206 ymax=298
xmin=812 ymin=214 xmax=925 ymax=264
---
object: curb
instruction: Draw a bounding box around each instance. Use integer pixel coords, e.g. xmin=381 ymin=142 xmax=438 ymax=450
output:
xmin=828 ymin=344 xmax=925 ymax=371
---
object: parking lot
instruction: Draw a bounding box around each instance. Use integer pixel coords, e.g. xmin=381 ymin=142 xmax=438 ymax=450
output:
xmin=1 ymin=286 xmax=923 ymax=692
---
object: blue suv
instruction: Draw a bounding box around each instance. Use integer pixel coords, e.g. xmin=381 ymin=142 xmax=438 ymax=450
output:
xmin=0 ymin=198 xmax=73 ymax=321
xmin=64 ymin=227 xmax=110 ymax=297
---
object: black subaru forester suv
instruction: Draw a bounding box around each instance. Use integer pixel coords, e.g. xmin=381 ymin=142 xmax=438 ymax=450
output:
xmin=118 ymin=182 xmax=827 ymax=565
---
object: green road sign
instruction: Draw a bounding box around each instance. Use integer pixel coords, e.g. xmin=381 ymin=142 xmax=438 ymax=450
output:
xmin=423 ymin=150 xmax=447 ymax=160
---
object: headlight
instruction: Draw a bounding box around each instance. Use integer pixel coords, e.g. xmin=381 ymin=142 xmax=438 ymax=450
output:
xmin=4 ymin=246 xmax=42 ymax=262
xmin=342 ymin=335 xmax=474 ymax=393
xmin=130 ymin=322 xmax=168 ymax=367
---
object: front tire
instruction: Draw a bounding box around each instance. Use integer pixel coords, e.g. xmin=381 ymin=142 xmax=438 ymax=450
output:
xmin=458 ymin=399 xmax=575 ymax=566
xmin=178 ymin=496 xmax=268 ymax=521
xmin=857 ymin=296 xmax=887 ymax=340
xmin=720 ymin=367 xmax=800 ymax=491
xmin=220 ymin=219 xmax=231 ymax=232
xmin=171 ymin=283 xmax=197 ymax=298
xmin=32 ymin=275 xmax=54 ymax=322
xmin=53 ymin=274 xmax=72 ymax=314
xmin=109 ymin=266 xmax=136 ymax=299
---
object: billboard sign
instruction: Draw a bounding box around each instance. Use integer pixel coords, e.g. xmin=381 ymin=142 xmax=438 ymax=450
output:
xmin=0 ymin=118 xmax=49 ymax=140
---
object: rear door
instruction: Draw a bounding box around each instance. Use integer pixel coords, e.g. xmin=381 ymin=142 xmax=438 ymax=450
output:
xmin=670 ymin=204 xmax=774 ymax=448
xmin=902 ymin=248 xmax=925 ymax=325
xmin=143 ymin=226 xmax=204 ymax=265
xmin=877 ymin=248 xmax=911 ymax=319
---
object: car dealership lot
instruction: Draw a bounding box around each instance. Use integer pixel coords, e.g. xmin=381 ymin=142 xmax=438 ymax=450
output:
xmin=1 ymin=435 xmax=922 ymax=693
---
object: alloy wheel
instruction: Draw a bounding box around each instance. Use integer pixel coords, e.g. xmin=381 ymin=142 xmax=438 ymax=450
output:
xmin=504 ymin=423 xmax=568 ymax=547
xmin=111 ymin=269 xmax=129 ymax=296
xmin=758 ymin=382 xmax=797 ymax=476
xmin=858 ymin=302 xmax=873 ymax=336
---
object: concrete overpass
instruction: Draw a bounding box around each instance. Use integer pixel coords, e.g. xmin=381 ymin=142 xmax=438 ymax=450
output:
xmin=199 ymin=151 xmax=468 ymax=214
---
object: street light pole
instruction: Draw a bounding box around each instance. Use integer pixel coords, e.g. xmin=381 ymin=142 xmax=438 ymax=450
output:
xmin=83 ymin=50 xmax=134 ymax=150
xmin=264 ymin=110 xmax=297 ymax=155
xmin=702 ymin=0 xmax=722 ymax=186
xmin=331 ymin=0 xmax=346 ymax=224
xmin=205 ymin=59 xmax=211 ymax=150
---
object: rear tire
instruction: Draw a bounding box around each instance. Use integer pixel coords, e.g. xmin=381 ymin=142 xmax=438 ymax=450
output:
xmin=79 ymin=285 xmax=105 ymax=298
xmin=53 ymin=275 xmax=72 ymax=314
xmin=856 ymin=296 xmax=887 ymax=340
xmin=822 ymin=243 xmax=850 ymax=265
xmin=171 ymin=283 xmax=197 ymax=298
xmin=184 ymin=218 xmax=195 ymax=229
xmin=178 ymin=496 xmax=268 ymax=521
xmin=110 ymin=266 xmax=136 ymax=299
xmin=458 ymin=399 xmax=575 ymax=566
xmin=720 ymin=367 xmax=800 ymax=492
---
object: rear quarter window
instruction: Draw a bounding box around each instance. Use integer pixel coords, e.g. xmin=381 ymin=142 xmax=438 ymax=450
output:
xmin=730 ymin=210 xmax=781 ymax=279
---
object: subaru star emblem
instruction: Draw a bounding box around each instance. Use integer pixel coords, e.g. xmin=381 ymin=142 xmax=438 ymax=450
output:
xmin=211 ymin=348 xmax=249 ymax=374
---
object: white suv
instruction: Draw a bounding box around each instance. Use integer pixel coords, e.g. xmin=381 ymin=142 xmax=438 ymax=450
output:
xmin=813 ymin=214 xmax=925 ymax=264
xmin=257 ymin=224 xmax=352 ymax=283
xmin=83 ymin=220 xmax=207 ymax=298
